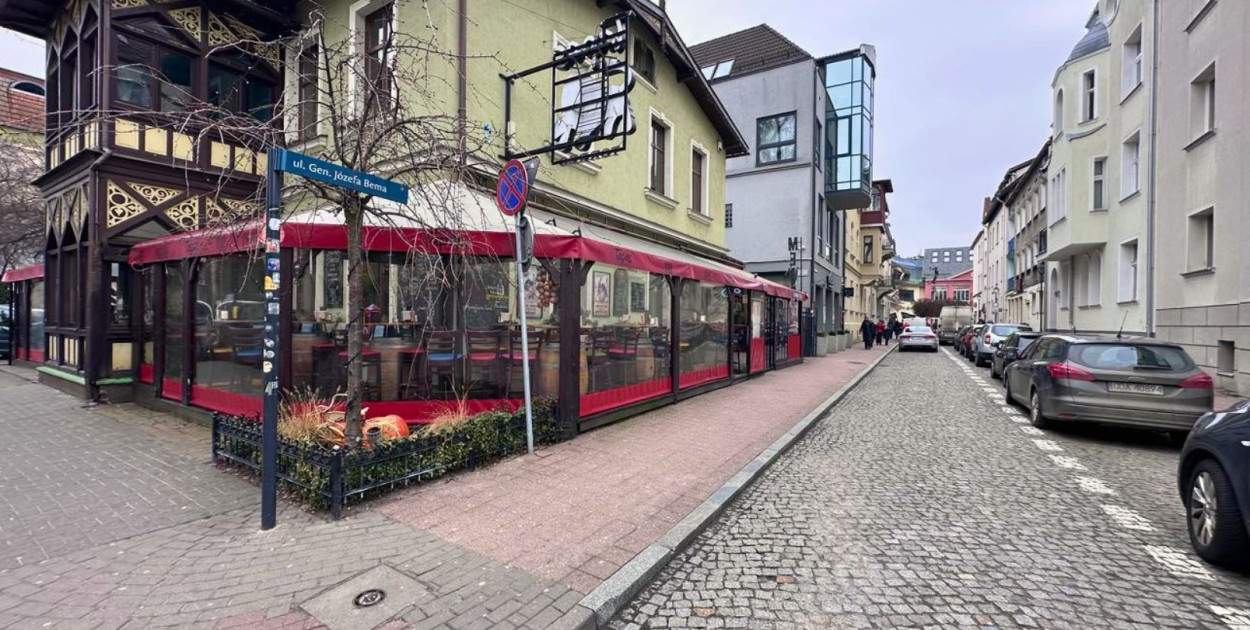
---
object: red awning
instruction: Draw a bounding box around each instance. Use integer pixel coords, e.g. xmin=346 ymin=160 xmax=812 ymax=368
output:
xmin=1 ymin=263 xmax=43 ymax=282
xmin=129 ymin=221 xmax=805 ymax=301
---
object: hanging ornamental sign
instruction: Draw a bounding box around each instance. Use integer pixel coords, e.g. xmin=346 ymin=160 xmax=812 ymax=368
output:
xmin=502 ymin=12 xmax=637 ymax=165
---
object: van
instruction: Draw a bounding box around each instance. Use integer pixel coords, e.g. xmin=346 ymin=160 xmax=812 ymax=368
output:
xmin=937 ymin=306 xmax=973 ymax=345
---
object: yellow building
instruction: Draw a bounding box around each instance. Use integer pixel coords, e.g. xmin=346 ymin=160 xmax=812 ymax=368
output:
xmin=844 ymin=179 xmax=895 ymax=325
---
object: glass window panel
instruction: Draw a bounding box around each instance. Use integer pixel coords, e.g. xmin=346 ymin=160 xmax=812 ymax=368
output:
xmin=158 ymin=50 xmax=193 ymax=112
xmin=193 ymin=255 xmax=266 ymax=399
xmin=164 ymin=263 xmax=184 ymax=385
xmin=679 ymin=282 xmax=729 ymax=387
xmin=826 ymin=59 xmax=852 ymax=86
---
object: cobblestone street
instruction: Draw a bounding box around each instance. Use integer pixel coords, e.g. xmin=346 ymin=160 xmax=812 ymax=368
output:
xmin=612 ymin=347 xmax=1250 ymax=629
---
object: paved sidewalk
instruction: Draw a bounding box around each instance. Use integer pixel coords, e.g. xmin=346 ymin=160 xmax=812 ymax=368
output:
xmin=0 ymin=345 xmax=886 ymax=629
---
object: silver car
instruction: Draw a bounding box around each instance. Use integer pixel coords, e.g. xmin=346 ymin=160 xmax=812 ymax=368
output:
xmin=971 ymin=323 xmax=1031 ymax=367
xmin=1004 ymin=335 xmax=1213 ymax=437
xmin=898 ymin=325 xmax=939 ymax=352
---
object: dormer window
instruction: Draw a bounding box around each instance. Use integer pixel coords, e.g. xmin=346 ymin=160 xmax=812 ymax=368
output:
xmin=700 ymin=60 xmax=734 ymax=81
xmin=632 ymin=38 xmax=656 ymax=85
xmin=11 ymin=81 xmax=44 ymax=96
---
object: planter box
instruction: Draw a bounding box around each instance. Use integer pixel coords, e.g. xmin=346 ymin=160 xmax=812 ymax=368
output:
xmin=835 ymin=334 xmax=847 ymax=352
xmin=816 ymin=336 xmax=829 ymax=356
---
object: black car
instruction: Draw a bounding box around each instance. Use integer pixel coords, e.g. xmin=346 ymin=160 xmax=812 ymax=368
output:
xmin=1179 ymin=402 xmax=1250 ymax=569
xmin=990 ymin=331 xmax=1041 ymax=380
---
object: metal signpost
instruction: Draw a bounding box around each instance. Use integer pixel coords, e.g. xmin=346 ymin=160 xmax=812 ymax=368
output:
xmin=496 ymin=158 xmax=538 ymax=454
xmin=260 ymin=147 xmax=408 ymax=531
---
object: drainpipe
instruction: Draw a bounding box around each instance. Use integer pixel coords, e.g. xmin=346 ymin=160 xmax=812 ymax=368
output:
xmin=1144 ymin=0 xmax=1159 ymax=336
xmin=457 ymin=0 xmax=468 ymax=165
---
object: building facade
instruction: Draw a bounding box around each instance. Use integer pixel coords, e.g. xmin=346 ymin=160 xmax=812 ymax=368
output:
xmin=843 ymin=179 xmax=894 ymax=322
xmin=926 ymin=269 xmax=973 ymax=303
xmin=0 ymin=0 xmax=807 ymax=434
xmin=690 ymin=29 xmax=876 ymax=343
xmin=921 ymin=246 xmax=972 ymax=279
xmin=1002 ymin=140 xmax=1051 ymax=330
xmin=1043 ymin=0 xmax=1151 ymax=335
xmin=1153 ymin=0 xmax=1249 ymax=392
xmin=970 ymin=228 xmax=985 ymax=315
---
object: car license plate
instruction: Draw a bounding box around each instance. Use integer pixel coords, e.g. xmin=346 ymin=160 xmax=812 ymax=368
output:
xmin=1107 ymin=382 xmax=1164 ymax=396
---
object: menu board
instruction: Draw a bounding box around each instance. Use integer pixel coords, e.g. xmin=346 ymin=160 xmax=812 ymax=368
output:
xmin=322 ymin=251 xmax=343 ymax=308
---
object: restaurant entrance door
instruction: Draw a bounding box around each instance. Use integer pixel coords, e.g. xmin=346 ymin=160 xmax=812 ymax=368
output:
xmin=765 ymin=297 xmax=778 ymax=371
xmin=729 ymin=289 xmax=749 ymax=378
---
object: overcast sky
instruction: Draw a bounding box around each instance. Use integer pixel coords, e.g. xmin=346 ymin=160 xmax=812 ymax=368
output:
xmin=668 ymin=0 xmax=1093 ymax=256
xmin=0 ymin=1 xmax=1093 ymax=255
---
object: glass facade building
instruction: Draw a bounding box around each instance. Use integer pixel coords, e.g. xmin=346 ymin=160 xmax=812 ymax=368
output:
xmin=823 ymin=47 xmax=876 ymax=210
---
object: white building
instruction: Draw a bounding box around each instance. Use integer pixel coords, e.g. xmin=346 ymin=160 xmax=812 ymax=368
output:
xmin=982 ymin=160 xmax=1030 ymax=323
xmin=1153 ymin=0 xmax=1249 ymax=393
xmin=971 ymin=228 xmax=985 ymax=318
xmin=1043 ymin=0 xmax=1151 ymax=335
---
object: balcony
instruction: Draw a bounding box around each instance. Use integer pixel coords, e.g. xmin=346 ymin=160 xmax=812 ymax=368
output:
xmin=823 ymin=47 xmax=875 ymax=210
xmin=1007 ymin=276 xmax=1017 ymax=294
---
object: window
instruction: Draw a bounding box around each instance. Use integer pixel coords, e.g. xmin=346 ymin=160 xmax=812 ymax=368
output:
xmin=1118 ymin=240 xmax=1138 ymax=301
xmin=1191 ymin=64 xmax=1216 ymax=138
xmin=649 ymin=118 xmax=668 ymax=193
xmin=1188 ymin=207 xmax=1214 ymax=271
xmin=363 ymin=4 xmax=393 ymax=108
xmin=297 ymin=45 xmax=319 ymax=141
xmin=954 ymin=289 xmax=970 ymax=302
xmin=1077 ymin=251 xmax=1102 ymax=307
xmin=632 ymin=38 xmax=656 ymax=85
xmin=724 ymin=203 xmax=732 ymax=228
xmin=1082 ymin=70 xmax=1097 ymax=121
xmin=115 ymin=33 xmax=193 ymax=112
xmin=699 ymin=59 xmax=733 ymax=80
xmin=1122 ymin=25 xmax=1143 ymax=97
xmin=932 ymin=287 xmax=947 ymax=301
xmin=862 ymin=235 xmax=873 ymax=263
xmin=207 ymin=63 xmax=273 ymax=120
xmin=1092 ymin=157 xmax=1107 ymax=211
xmin=814 ymin=121 xmax=822 ymax=167
xmin=1049 ymin=168 xmax=1066 ymax=224
xmin=756 ymin=112 xmax=796 ymax=165
xmin=690 ymin=147 xmax=706 ymax=215
xmin=1121 ymin=132 xmax=1140 ymax=198
xmin=1054 ymin=89 xmax=1065 ymax=135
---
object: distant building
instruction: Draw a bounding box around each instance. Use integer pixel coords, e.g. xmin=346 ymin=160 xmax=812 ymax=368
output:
xmin=691 ymin=26 xmax=877 ymax=343
xmin=926 ymin=268 xmax=973 ymax=303
xmin=920 ymin=246 xmax=972 ymax=279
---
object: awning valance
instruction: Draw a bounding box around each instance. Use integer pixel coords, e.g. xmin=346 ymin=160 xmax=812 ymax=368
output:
xmin=127 ymin=186 xmax=804 ymax=301
xmin=1 ymin=263 xmax=43 ymax=283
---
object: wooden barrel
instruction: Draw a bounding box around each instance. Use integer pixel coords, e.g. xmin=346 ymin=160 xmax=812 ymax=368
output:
xmin=637 ymin=343 xmax=655 ymax=380
xmin=579 ymin=347 xmax=589 ymax=394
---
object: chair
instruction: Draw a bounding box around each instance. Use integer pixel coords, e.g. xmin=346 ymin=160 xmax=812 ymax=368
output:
xmin=504 ymin=328 xmax=544 ymax=397
xmin=227 ymin=325 xmax=265 ymax=391
xmin=425 ymin=330 xmax=462 ymax=397
xmin=650 ymin=327 xmax=670 ymax=379
xmin=398 ymin=326 xmax=428 ymax=400
xmin=586 ymin=329 xmax=614 ymax=391
xmin=608 ymin=327 xmax=641 ymax=385
xmin=466 ymin=330 xmax=503 ymax=397
xmin=338 ymin=347 xmax=382 ymax=401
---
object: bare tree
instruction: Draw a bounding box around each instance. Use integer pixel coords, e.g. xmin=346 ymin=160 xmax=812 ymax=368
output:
xmin=0 ymin=138 xmax=44 ymax=285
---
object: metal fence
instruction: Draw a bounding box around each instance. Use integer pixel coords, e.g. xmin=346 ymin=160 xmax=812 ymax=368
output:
xmin=211 ymin=406 xmax=556 ymax=519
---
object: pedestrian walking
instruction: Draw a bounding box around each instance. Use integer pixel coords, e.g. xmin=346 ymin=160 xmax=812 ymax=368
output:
xmin=883 ymin=315 xmax=895 ymax=345
xmin=875 ymin=318 xmax=885 ymax=346
xmin=860 ymin=316 xmax=875 ymax=350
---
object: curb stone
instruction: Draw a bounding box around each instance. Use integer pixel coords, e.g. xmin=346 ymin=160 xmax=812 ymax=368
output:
xmin=578 ymin=345 xmax=898 ymax=627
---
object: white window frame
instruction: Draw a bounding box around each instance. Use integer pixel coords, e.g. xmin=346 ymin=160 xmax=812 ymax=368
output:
xmin=1118 ymin=238 xmax=1139 ymax=302
xmin=1091 ymin=156 xmax=1108 ymax=211
xmin=1081 ymin=69 xmax=1097 ymax=122
xmin=1054 ymin=89 xmax=1065 ymax=136
xmin=348 ymin=0 xmax=398 ymax=116
xmin=1049 ymin=168 xmax=1067 ymax=225
xmin=1120 ymin=131 xmax=1141 ymax=199
xmin=285 ymin=30 xmax=324 ymax=145
xmin=646 ymin=107 xmax=675 ymax=202
xmin=1121 ymin=24 xmax=1143 ymax=99
xmin=1191 ymin=63 xmax=1216 ymax=139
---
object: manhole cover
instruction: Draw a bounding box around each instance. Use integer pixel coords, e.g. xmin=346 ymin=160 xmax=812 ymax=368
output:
xmin=353 ymin=589 xmax=386 ymax=608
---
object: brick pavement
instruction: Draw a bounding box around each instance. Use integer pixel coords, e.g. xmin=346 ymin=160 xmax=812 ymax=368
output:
xmin=611 ymin=347 xmax=1250 ymax=629
xmin=375 ymin=345 xmax=890 ymax=595
xmin=0 ymin=346 xmax=885 ymax=629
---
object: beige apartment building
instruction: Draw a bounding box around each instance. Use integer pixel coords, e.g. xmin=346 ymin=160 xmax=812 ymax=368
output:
xmin=1043 ymin=0 xmax=1150 ymax=336
xmin=1153 ymin=0 xmax=1250 ymax=393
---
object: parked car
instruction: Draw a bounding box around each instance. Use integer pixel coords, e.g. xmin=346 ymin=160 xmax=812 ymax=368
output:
xmin=1178 ymin=401 xmax=1250 ymax=570
xmin=954 ymin=325 xmax=973 ymax=355
xmin=899 ymin=325 xmax=939 ymax=352
xmin=963 ymin=325 xmax=985 ymax=360
xmin=971 ymin=323 xmax=1032 ymax=367
xmin=1004 ymin=335 xmax=1213 ymax=435
xmin=938 ymin=305 xmax=973 ymax=345
xmin=0 ymin=324 xmax=8 ymax=360
xmin=990 ymin=331 xmax=1042 ymax=380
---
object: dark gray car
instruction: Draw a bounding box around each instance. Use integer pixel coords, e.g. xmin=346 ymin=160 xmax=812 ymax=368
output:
xmin=1004 ymin=335 xmax=1213 ymax=436
xmin=990 ymin=331 xmax=1042 ymax=380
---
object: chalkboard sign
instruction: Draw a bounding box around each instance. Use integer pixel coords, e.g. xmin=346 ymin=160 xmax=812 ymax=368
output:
xmin=465 ymin=264 xmax=510 ymax=328
xmin=612 ymin=269 xmax=629 ymax=316
xmin=629 ymin=281 xmax=646 ymax=312
xmin=323 ymin=251 xmax=343 ymax=308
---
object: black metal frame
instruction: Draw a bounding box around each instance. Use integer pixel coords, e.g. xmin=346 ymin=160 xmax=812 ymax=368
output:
xmin=501 ymin=12 xmax=635 ymax=165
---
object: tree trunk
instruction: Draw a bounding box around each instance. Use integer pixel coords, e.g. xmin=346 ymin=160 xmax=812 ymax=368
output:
xmin=344 ymin=198 xmax=364 ymax=449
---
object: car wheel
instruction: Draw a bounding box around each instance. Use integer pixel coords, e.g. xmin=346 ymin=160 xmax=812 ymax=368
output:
xmin=1029 ymin=390 xmax=1050 ymax=429
xmin=975 ymin=353 xmax=988 ymax=368
xmin=990 ymin=361 xmax=1000 ymax=379
xmin=1004 ymin=375 xmax=1016 ymax=407
xmin=1188 ymin=459 xmax=1250 ymax=569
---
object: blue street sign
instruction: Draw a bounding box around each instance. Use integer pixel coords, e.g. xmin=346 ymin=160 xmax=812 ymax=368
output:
xmin=273 ymin=147 xmax=409 ymax=204
xmin=496 ymin=159 xmax=529 ymax=216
